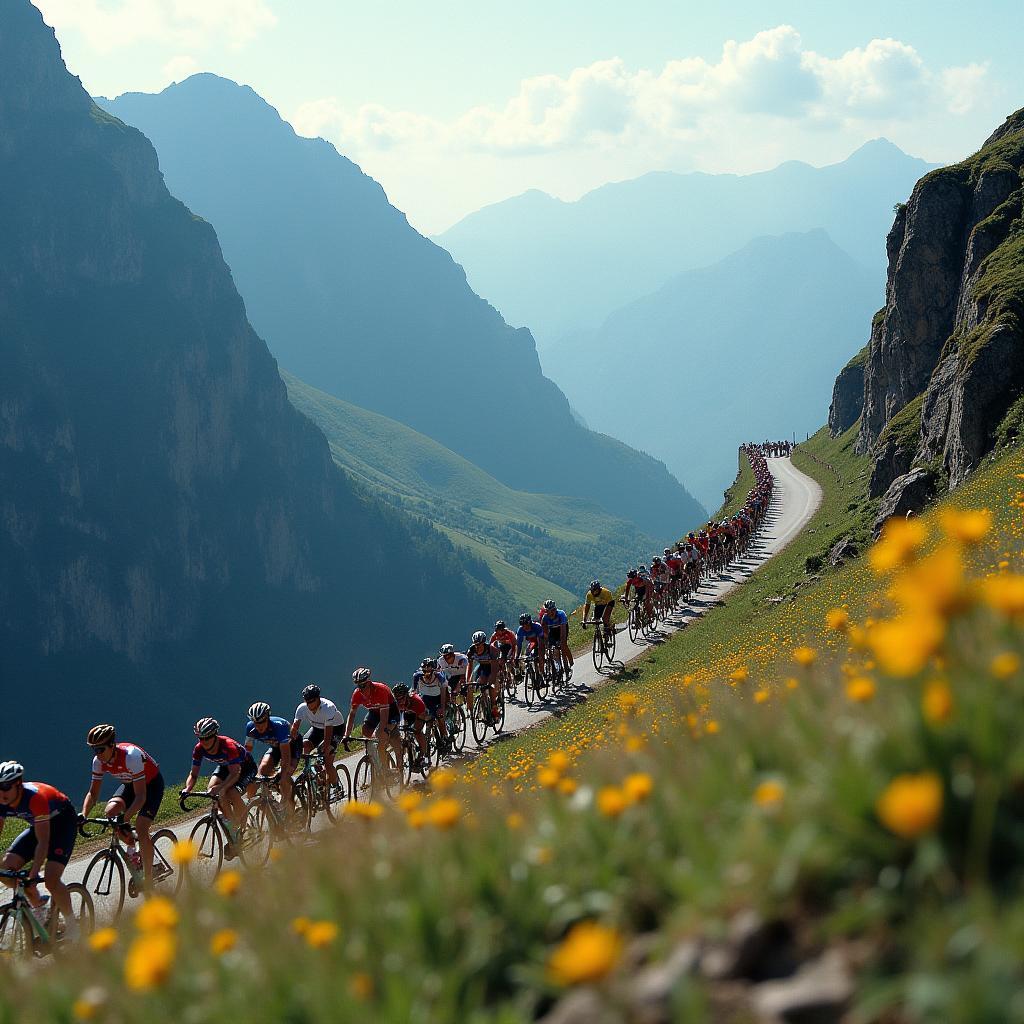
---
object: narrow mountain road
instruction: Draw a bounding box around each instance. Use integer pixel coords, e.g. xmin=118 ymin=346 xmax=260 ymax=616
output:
xmin=63 ymin=456 xmax=821 ymax=913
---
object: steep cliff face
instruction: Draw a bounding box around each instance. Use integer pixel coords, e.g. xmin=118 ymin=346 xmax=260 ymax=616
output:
xmin=828 ymin=343 xmax=869 ymax=435
xmin=101 ymin=76 xmax=705 ymax=537
xmin=847 ymin=109 xmax=1024 ymax=496
xmin=0 ymin=2 xmax=500 ymax=785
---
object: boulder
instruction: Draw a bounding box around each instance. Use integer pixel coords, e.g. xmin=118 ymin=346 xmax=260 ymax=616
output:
xmin=828 ymin=349 xmax=866 ymax=436
xmin=827 ymin=537 xmax=858 ymax=567
xmin=750 ymin=949 xmax=853 ymax=1023
xmin=700 ymin=911 xmax=797 ymax=982
xmin=872 ymin=468 xmax=938 ymax=537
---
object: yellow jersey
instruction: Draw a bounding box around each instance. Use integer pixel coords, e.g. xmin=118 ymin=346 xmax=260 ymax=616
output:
xmin=585 ymin=587 xmax=614 ymax=609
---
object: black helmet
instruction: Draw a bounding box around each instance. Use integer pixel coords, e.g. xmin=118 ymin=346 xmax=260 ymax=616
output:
xmin=627 ymin=569 xmax=638 ymax=579
xmin=352 ymin=667 xmax=372 ymax=684
xmin=519 ymin=612 xmax=532 ymax=625
xmin=393 ymin=683 xmax=410 ymax=699
xmin=420 ymin=658 xmax=437 ymax=671
xmin=590 ymin=580 xmax=601 ymax=591
xmin=494 ymin=620 xmax=506 ymax=631
xmin=472 ymin=630 xmax=487 ymax=645
xmin=302 ymin=683 xmax=321 ymax=702
xmin=543 ymin=600 xmax=557 ymax=612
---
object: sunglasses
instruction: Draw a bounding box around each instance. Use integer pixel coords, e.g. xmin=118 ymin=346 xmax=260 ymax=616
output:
xmin=0 ymin=782 xmax=17 ymax=793
xmin=90 ymin=744 xmax=111 ymax=753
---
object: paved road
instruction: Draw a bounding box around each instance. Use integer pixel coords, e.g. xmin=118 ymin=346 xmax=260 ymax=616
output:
xmin=64 ymin=456 xmax=821 ymax=912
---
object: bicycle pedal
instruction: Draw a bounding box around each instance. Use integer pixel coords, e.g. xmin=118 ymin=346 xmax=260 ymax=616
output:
xmin=224 ymin=843 xmax=236 ymax=860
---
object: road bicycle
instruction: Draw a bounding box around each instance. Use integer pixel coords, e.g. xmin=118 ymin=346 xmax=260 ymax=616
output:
xmin=469 ymin=679 xmax=505 ymax=743
xmin=179 ymin=790 xmax=266 ymax=881
xmin=247 ymin=772 xmax=308 ymax=843
xmin=498 ymin=659 xmax=518 ymax=701
xmin=399 ymin=723 xmax=432 ymax=783
xmin=584 ymin=617 xmax=617 ymax=671
xmin=79 ymin=816 xmax=181 ymax=917
xmin=0 ymin=869 xmax=93 ymax=957
xmin=520 ymin=649 xmax=549 ymax=707
xmin=349 ymin=736 xmax=402 ymax=802
xmin=291 ymin=751 xmax=351 ymax=828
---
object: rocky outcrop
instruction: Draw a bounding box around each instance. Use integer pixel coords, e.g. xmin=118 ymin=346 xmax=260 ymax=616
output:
xmin=873 ymin=468 xmax=939 ymax=536
xmin=838 ymin=107 xmax=1024 ymax=491
xmin=827 ymin=344 xmax=868 ymax=435
xmin=0 ymin=0 xmax=499 ymax=788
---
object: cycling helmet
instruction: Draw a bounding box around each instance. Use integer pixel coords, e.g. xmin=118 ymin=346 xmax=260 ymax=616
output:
xmin=664 ymin=548 xmax=672 ymax=555
xmin=472 ymin=630 xmax=487 ymax=645
xmin=194 ymin=717 xmax=219 ymax=739
xmin=519 ymin=613 xmax=532 ymax=625
xmin=393 ymin=683 xmax=411 ymax=699
xmin=86 ymin=723 xmax=116 ymax=747
xmin=248 ymin=702 xmax=271 ymax=722
xmin=0 ymin=761 xmax=25 ymax=784
xmin=440 ymin=644 xmax=455 ymax=656
xmin=653 ymin=556 xmax=663 ymax=564
xmin=420 ymin=658 xmax=437 ymax=671
xmin=543 ymin=600 xmax=557 ymax=612
xmin=627 ymin=569 xmax=638 ymax=579
xmin=302 ymin=683 xmax=321 ymax=702
xmin=590 ymin=580 xmax=601 ymax=591
xmin=494 ymin=620 xmax=506 ymax=631
xmin=639 ymin=564 xmax=649 ymax=573
xmin=352 ymin=667 xmax=372 ymax=684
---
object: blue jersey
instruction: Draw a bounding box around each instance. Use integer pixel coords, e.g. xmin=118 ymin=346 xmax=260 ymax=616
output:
xmin=245 ymin=716 xmax=291 ymax=748
xmin=539 ymin=609 xmax=568 ymax=637
xmin=515 ymin=622 xmax=545 ymax=654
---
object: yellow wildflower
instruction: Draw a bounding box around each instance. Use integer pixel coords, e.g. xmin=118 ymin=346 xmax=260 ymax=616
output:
xmin=304 ymin=920 xmax=339 ymax=949
xmin=990 ymin=652 xmax=1020 ymax=679
xmin=623 ymin=773 xmax=653 ymax=803
xmin=876 ymin=773 xmax=943 ymax=839
xmin=617 ymin=692 xmax=639 ymax=713
xmin=705 ymin=720 xmax=720 ymax=735
xmin=754 ymin=689 xmax=770 ymax=704
xmin=845 ymin=676 xmax=876 ymax=703
xmin=825 ymin=608 xmax=849 ymax=632
xmin=940 ymin=508 xmax=992 ymax=544
xmin=169 ymin=838 xmax=197 ymax=866
xmin=729 ymin=666 xmax=749 ymax=684
xmin=124 ymin=930 xmax=177 ymax=991
xmin=792 ymin=646 xmax=817 ymax=667
xmin=548 ymin=751 xmax=571 ymax=773
xmin=397 ymin=792 xmax=423 ymax=813
xmin=215 ymin=869 xmax=241 ymax=898
xmin=868 ymin=613 xmax=945 ymax=677
xmin=346 ymin=800 xmax=384 ymax=820
xmin=870 ymin=518 xmax=928 ymax=572
xmin=506 ymin=812 xmax=525 ymax=830
xmin=349 ymin=972 xmax=374 ymax=1000
xmin=596 ymin=787 xmax=628 ymax=818
xmin=431 ymin=769 xmax=455 ymax=792
xmin=291 ymin=916 xmax=311 ymax=936
xmin=785 ymin=677 xmax=800 ymax=690
xmin=890 ymin=544 xmax=967 ymax=616
xmin=547 ymin=921 xmax=623 ymax=986
xmin=922 ymin=679 xmax=953 ymax=724
xmin=983 ymin=575 xmax=1024 ymax=617
xmin=426 ymin=797 xmax=462 ymax=830
xmin=135 ymin=896 xmax=178 ymax=932
xmin=87 ymin=927 xmax=117 ymax=952
xmin=538 ymin=767 xmax=561 ymax=789
xmin=754 ymin=780 xmax=784 ymax=807
xmin=558 ymin=777 xmax=578 ymax=796
xmin=72 ymin=989 xmax=106 ymax=1021
xmin=209 ymin=928 xmax=237 ymax=956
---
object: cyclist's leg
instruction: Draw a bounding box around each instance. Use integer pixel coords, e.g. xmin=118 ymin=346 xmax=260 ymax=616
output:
xmin=3 ymin=834 xmax=46 ymax=910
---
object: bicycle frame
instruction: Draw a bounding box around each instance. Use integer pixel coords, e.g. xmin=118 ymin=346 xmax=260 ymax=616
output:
xmin=0 ymin=870 xmax=50 ymax=946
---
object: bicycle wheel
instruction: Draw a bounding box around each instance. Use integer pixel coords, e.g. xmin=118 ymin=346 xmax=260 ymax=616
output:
xmin=470 ymin=693 xmax=489 ymax=744
xmin=591 ymin=628 xmax=604 ymax=671
xmin=82 ymin=848 xmax=125 ymax=919
xmin=604 ymin=623 xmax=617 ymax=663
xmin=627 ymin=607 xmax=639 ymax=644
xmin=493 ymin=690 xmax=506 ymax=732
xmin=382 ymin=748 xmax=403 ymax=799
xmin=449 ymin=705 xmax=467 ymax=753
xmin=323 ymin=762 xmax=352 ymax=820
xmin=533 ymin=664 xmax=550 ymax=701
xmin=503 ymin=666 xmax=517 ymax=700
xmin=150 ymin=829 xmax=183 ymax=895
xmin=188 ymin=817 xmax=224 ymax=883
xmin=239 ymin=804 xmax=272 ymax=867
xmin=57 ymin=883 xmax=94 ymax=943
xmin=0 ymin=907 xmax=33 ymax=957
xmin=352 ymin=757 xmax=374 ymax=802
xmin=523 ymin=663 xmax=536 ymax=708
xmin=291 ymin=778 xmax=313 ymax=830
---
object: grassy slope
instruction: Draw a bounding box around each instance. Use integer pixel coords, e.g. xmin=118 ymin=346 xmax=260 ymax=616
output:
xmin=283 ymin=371 xmax=669 ymax=610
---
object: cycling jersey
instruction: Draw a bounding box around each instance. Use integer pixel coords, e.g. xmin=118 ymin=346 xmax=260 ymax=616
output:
xmin=351 ymin=682 xmax=396 ymax=712
xmin=191 ymin=736 xmax=248 ymax=768
xmin=515 ymin=622 xmax=545 ymax=655
xmin=585 ymin=587 xmax=614 ymax=611
xmin=245 ymin=716 xmax=292 ymax=748
xmin=293 ymin=698 xmax=344 ymax=731
xmin=490 ymin=628 xmax=517 ymax=651
xmin=539 ymin=609 xmax=568 ymax=639
xmin=665 ymin=556 xmax=683 ymax=574
xmin=412 ymin=669 xmax=447 ymax=698
xmin=399 ymin=693 xmax=428 ymax=718
xmin=0 ymin=782 xmax=73 ymax=824
xmin=624 ymin=577 xmax=649 ymax=598
xmin=438 ymin=653 xmax=468 ymax=683
xmin=91 ymin=742 xmax=160 ymax=784
xmin=468 ymin=643 xmax=498 ymax=665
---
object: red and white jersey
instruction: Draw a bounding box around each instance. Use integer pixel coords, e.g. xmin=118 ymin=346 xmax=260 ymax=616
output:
xmin=91 ymin=742 xmax=160 ymax=784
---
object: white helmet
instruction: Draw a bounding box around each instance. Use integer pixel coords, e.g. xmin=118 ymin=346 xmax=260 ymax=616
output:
xmin=248 ymin=702 xmax=271 ymax=722
xmin=194 ymin=717 xmax=219 ymax=739
xmin=0 ymin=761 xmax=25 ymax=784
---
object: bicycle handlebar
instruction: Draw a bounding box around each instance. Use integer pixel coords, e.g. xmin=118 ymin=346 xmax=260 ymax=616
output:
xmin=178 ymin=790 xmax=219 ymax=812
xmin=0 ymin=869 xmax=41 ymax=884
xmin=78 ymin=815 xmax=132 ymax=839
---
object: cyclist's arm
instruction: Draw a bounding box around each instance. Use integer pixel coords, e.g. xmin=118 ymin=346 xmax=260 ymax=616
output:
xmin=30 ymin=817 xmax=49 ymax=879
xmin=342 ymin=707 xmax=357 ymax=741
xmin=81 ymin=778 xmax=102 ymax=818
xmin=183 ymin=763 xmax=200 ymax=793
xmin=322 ymin=723 xmax=335 ymax=750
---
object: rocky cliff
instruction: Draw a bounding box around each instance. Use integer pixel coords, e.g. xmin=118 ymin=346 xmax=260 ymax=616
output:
xmin=830 ymin=109 xmax=1024 ymax=499
xmin=0 ymin=1 xmax=500 ymax=786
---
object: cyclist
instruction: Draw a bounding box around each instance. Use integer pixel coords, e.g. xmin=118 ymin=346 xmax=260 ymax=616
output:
xmin=0 ymin=762 xmax=78 ymax=942
xmin=438 ymin=645 xmax=469 ymax=704
xmin=665 ymin=548 xmax=684 ymax=597
xmin=466 ymin=630 xmax=502 ymax=721
xmin=490 ymin=620 xmax=518 ymax=676
xmin=342 ymin=668 xmax=403 ymax=781
xmin=80 ymin=724 xmax=164 ymax=890
xmin=515 ymin=612 xmax=546 ymax=669
xmin=583 ymin=580 xmax=615 ymax=633
xmin=290 ymin=684 xmax=344 ymax=792
xmin=183 ymin=719 xmax=256 ymax=844
xmin=412 ymin=658 xmax=449 ymax=751
xmin=393 ymin=684 xmax=430 ymax=770
xmin=624 ymin=568 xmax=654 ymax=619
xmin=650 ymin=556 xmax=670 ymax=597
xmin=245 ymin=702 xmax=300 ymax=805
xmin=538 ymin=600 xmax=573 ymax=677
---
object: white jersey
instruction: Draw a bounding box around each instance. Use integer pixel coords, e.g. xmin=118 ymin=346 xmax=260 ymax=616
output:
xmin=293 ymin=697 xmax=344 ymax=731
xmin=438 ymin=653 xmax=468 ymax=685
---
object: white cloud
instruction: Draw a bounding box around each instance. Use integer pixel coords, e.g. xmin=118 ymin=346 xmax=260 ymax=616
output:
xmin=293 ymin=26 xmax=987 ymax=159
xmin=36 ymin=0 xmax=276 ymax=55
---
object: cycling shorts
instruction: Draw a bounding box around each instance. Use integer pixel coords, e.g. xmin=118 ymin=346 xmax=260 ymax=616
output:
xmin=473 ymin=662 xmax=494 ymax=679
xmin=265 ymin=736 xmax=303 ymax=767
xmin=304 ymin=726 xmax=340 ymax=753
xmin=212 ymin=755 xmax=258 ymax=793
xmin=422 ymin=693 xmax=443 ymax=719
xmin=402 ymin=711 xmax=426 ymax=728
xmin=8 ymin=804 xmax=77 ymax=867
xmin=546 ymin=625 xmax=566 ymax=645
xmin=363 ymin=703 xmax=400 ymax=733
xmin=592 ymin=602 xmax=613 ymax=619
xmin=496 ymin=642 xmax=513 ymax=659
xmin=112 ymin=771 xmax=166 ymax=821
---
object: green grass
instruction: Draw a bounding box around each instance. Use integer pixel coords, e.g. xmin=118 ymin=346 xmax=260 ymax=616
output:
xmin=283 ymin=371 xmax=665 ymax=610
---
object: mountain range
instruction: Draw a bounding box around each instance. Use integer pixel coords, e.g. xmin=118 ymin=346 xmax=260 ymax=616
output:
xmin=0 ymin=1 xmax=505 ymax=789
xmin=437 ymin=141 xmax=934 ymax=347
xmin=544 ymin=230 xmax=880 ymax=507
xmin=100 ymin=76 xmax=705 ymax=540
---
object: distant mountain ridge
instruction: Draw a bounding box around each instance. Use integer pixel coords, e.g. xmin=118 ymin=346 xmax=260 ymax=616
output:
xmin=101 ymin=76 xmax=706 ymax=538
xmin=545 ymin=229 xmax=879 ymax=506
xmin=437 ymin=140 xmax=934 ymax=346
xmin=0 ymin=2 xmax=504 ymax=790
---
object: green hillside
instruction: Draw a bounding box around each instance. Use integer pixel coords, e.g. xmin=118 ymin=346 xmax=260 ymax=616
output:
xmin=283 ymin=372 xmax=665 ymax=610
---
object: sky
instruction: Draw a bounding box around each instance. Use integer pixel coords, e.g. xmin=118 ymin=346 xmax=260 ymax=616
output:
xmin=36 ymin=0 xmax=1024 ymax=235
